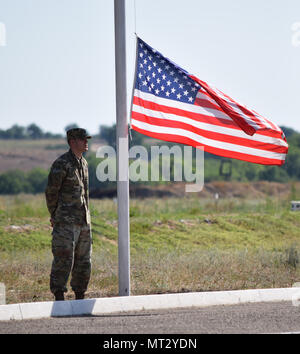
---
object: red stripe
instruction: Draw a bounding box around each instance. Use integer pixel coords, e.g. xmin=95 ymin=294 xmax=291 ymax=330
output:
xmin=218 ymin=89 xmax=280 ymax=132
xmin=190 ymin=76 xmax=256 ymax=136
xmin=216 ymin=89 xmax=267 ymax=129
xmin=194 ymin=96 xmax=224 ymax=112
xmin=131 ymin=124 xmax=285 ymax=166
xmin=131 ymin=111 xmax=288 ymax=154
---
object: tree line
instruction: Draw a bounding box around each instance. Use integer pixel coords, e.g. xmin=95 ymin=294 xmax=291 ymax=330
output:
xmin=0 ymin=123 xmax=87 ymax=140
xmin=0 ymin=124 xmax=299 ymax=194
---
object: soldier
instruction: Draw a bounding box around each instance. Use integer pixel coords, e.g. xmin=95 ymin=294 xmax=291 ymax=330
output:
xmin=45 ymin=128 xmax=92 ymax=301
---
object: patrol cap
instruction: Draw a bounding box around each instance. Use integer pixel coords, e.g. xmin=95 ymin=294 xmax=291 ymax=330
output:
xmin=67 ymin=128 xmax=92 ymax=140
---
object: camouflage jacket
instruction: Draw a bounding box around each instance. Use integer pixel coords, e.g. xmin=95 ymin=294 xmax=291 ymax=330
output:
xmin=45 ymin=149 xmax=90 ymax=225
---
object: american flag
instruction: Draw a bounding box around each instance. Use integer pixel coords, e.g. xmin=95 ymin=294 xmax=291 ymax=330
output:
xmin=130 ymin=37 xmax=288 ymax=165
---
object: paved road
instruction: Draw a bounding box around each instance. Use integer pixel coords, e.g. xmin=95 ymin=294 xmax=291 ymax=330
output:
xmin=1 ymin=301 xmax=300 ymax=335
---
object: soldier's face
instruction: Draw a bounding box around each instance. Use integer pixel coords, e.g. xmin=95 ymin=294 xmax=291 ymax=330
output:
xmin=74 ymin=138 xmax=89 ymax=153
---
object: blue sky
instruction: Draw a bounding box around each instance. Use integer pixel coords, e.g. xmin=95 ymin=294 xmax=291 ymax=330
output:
xmin=0 ymin=0 xmax=299 ymax=135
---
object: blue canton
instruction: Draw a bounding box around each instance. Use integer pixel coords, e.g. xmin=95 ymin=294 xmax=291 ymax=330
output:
xmin=135 ymin=38 xmax=200 ymax=105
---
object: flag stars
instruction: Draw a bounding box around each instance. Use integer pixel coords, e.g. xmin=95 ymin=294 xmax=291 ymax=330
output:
xmin=136 ymin=39 xmax=199 ymax=104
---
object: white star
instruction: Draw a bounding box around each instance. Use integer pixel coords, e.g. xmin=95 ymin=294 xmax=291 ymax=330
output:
xmin=138 ymin=73 xmax=143 ymax=79
xmin=148 ymin=65 xmax=152 ymax=71
xmin=170 ymin=71 xmax=175 ymax=76
xmin=157 ymin=68 xmax=162 ymax=74
xmin=165 ymin=65 xmax=170 ymax=70
xmin=153 ymin=62 xmax=157 ymax=67
xmin=171 ymin=87 xmax=176 ymax=93
xmin=174 ymin=77 xmax=179 ymax=83
xmin=162 ymin=74 xmax=166 ymax=80
xmin=148 ymin=55 xmax=152 ymax=61
xmin=151 ymin=83 xmax=155 ymax=88
xmin=161 ymin=85 xmax=165 ymax=91
xmin=152 ymin=72 xmax=156 ymax=78
xmin=143 ymin=59 xmax=148 ymax=65
xmin=166 ymin=91 xmax=170 ymax=97
xmin=167 ymin=80 xmax=171 ymax=86
xmin=179 ymin=84 xmax=184 ymax=89
xmin=191 ymin=87 xmax=196 ymax=92
xmin=147 ymin=76 xmax=151 ymax=81
xmin=142 ymin=80 xmax=147 ymax=86
xmin=155 ymin=89 xmax=160 ymax=94
xmin=156 ymin=78 xmax=161 ymax=84
xmin=188 ymin=96 xmax=193 ymax=102
xmin=139 ymin=53 xmax=144 ymax=58
xmin=177 ymin=93 xmax=182 ymax=99
xmin=183 ymin=90 xmax=189 ymax=96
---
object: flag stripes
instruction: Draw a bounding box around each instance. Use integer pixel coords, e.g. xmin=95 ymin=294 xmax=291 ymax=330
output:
xmin=131 ymin=89 xmax=287 ymax=165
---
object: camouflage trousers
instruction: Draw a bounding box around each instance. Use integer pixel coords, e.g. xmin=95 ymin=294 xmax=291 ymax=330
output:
xmin=50 ymin=222 xmax=92 ymax=295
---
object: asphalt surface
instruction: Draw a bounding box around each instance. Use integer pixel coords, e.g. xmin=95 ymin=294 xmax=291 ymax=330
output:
xmin=1 ymin=300 xmax=300 ymax=335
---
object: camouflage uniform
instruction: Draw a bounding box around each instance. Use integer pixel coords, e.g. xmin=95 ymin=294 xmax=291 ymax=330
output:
xmin=45 ymin=129 xmax=92 ymax=296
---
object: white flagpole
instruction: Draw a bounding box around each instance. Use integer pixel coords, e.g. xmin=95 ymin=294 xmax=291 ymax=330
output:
xmin=114 ymin=0 xmax=130 ymax=296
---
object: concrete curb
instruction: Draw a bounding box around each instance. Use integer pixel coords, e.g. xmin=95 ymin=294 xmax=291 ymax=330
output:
xmin=1 ymin=287 xmax=300 ymax=321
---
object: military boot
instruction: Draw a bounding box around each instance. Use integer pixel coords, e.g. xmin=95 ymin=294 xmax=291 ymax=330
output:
xmin=75 ymin=291 xmax=85 ymax=300
xmin=54 ymin=291 xmax=64 ymax=301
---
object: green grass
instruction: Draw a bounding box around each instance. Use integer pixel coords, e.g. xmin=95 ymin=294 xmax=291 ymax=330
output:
xmin=0 ymin=194 xmax=299 ymax=253
xmin=0 ymin=193 xmax=300 ymax=303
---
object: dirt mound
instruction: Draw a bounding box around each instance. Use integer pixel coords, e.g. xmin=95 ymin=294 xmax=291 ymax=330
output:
xmin=90 ymin=181 xmax=298 ymax=199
